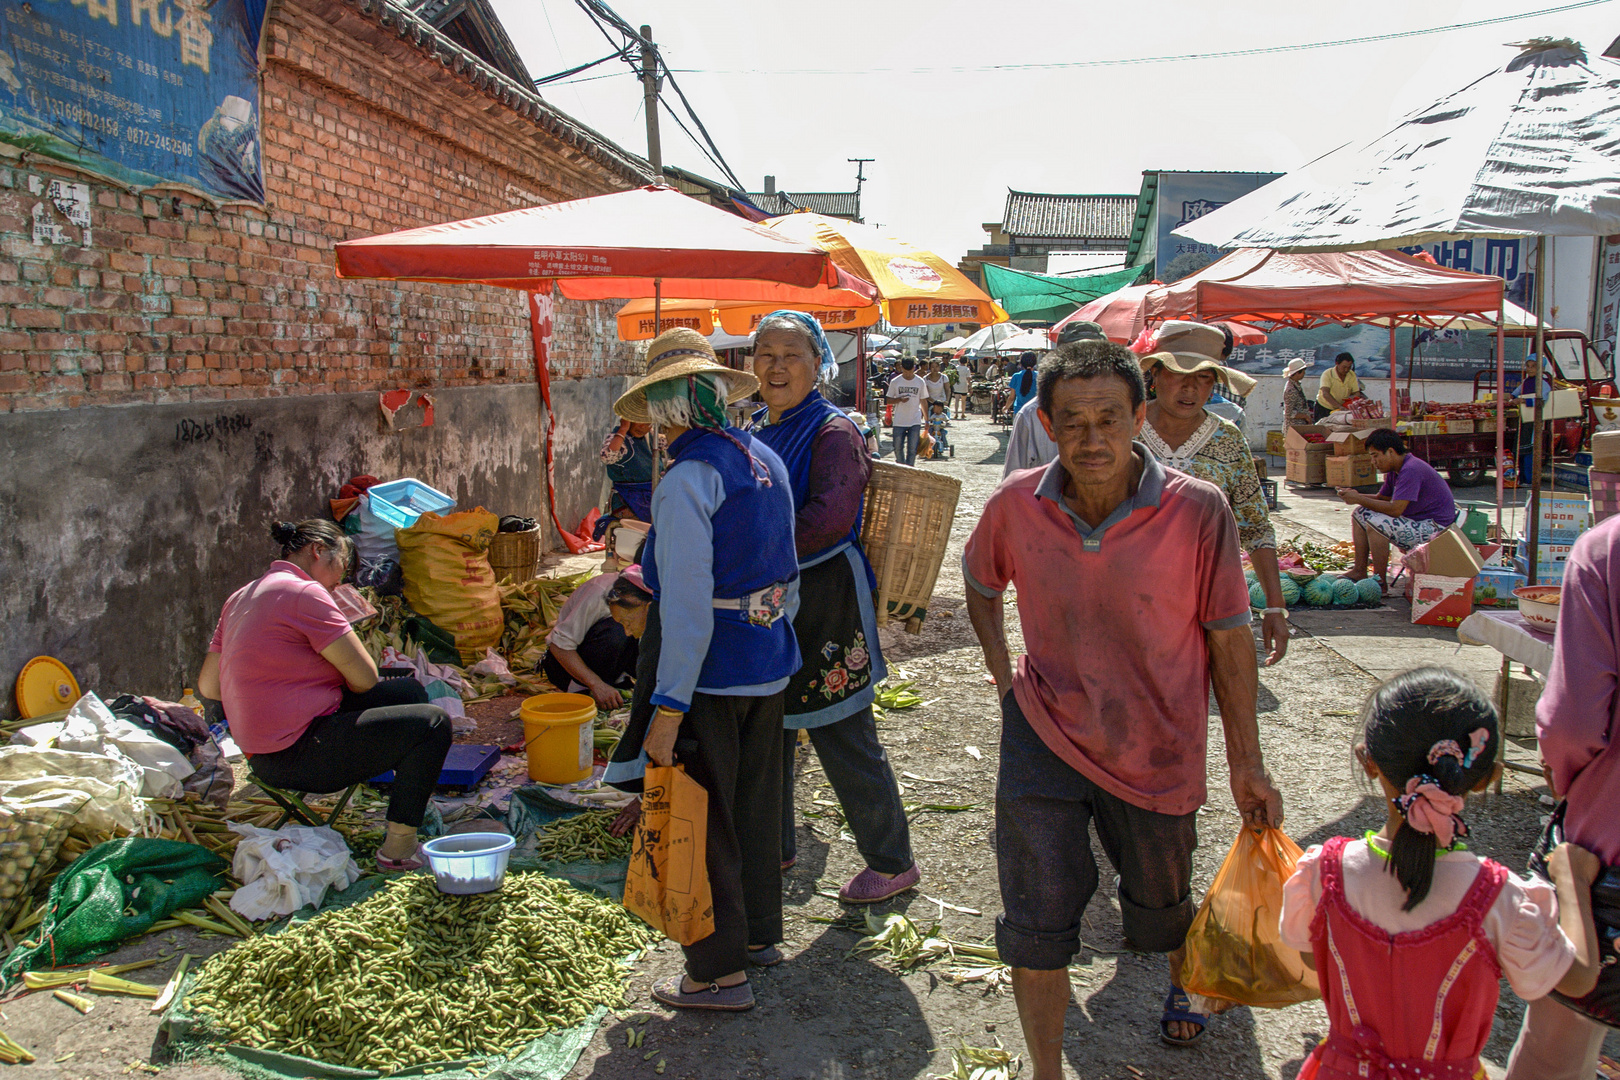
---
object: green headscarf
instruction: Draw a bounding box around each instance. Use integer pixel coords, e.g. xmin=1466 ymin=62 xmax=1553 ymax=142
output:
xmin=646 ymin=372 xmax=729 ymax=430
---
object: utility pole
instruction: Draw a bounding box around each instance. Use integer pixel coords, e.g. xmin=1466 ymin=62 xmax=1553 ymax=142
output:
xmin=640 ymin=25 xmax=662 ymax=180
xmin=848 ymin=158 xmax=873 ymax=222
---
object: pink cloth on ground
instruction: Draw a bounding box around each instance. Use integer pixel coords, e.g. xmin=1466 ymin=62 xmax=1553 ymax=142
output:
xmin=208 ymin=560 xmax=353 ymax=754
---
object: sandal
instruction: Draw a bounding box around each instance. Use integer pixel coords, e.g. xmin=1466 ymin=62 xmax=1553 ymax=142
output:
xmin=375 ymin=844 xmax=428 ymax=873
xmin=1159 ymin=986 xmax=1208 ymax=1046
xmin=650 ymin=975 xmax=754 ymax=1011
xmin=747 ymin=945 xmax=783 ymax=967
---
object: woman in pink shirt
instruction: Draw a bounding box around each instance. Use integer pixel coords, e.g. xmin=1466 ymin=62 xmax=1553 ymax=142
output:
xmin=197 ymin=519 xmax=451 ymax=872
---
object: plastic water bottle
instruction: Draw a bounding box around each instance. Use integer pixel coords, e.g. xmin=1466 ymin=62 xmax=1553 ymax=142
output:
xmin=179 ymin=688 xmax=203 ymax=716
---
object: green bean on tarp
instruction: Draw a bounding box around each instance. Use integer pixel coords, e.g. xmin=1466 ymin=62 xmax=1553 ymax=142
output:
xmin=166 ymin=870 xmax=656 ymax=1077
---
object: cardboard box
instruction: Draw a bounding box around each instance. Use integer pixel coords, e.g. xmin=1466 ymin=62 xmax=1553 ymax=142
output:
xmin=1286 ymin=444 xmax=1330 ymax=485
xmin=1536 ymin=493 xmax=1592 ymax=539
xmin=1285 ymin=424 xmax=1331 ymax=451
xmin=1412 ymin=573 xmax=1477 ymax=627
xmin=1476 ymin=418 xmax=1497 ymax=433
xmin=1425 ymin=526 xmax=1487 ymax=579
xmin=1252 ymin=455 xmax=1268 ymax=480
xmin=1553 ymin=463 xmax=1590 ymax=492
xmin=1324 ymin=453 xmax=1377 ymax=487
xmin=1326 ymin=430 xmax=1370 ymax=457
xmin=1353 ymin=418 xmax=1396 ymax=431
xmin=1474 ymin=567 xmax=1526 ymax=608
xmin=1519 ymin=388 xmax=1584 ymax=422
xmin=1594 ymin=430 xmax=1620 ymax=473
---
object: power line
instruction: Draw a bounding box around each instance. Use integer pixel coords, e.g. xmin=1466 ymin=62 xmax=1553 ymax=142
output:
xmin=671 ymin=0 xmax=1615 ymax=76
xmin=533 ymin=50 xmax=627 ymax=87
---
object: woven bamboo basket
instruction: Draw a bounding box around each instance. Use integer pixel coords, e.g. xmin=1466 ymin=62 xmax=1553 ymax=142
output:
xmin=488 ymin=526 xmax=541 ymax=584
xmin=859 ymin=460 xmax=962 ymax=634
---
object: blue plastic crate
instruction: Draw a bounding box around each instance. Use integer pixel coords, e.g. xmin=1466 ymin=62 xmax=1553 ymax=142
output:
xmin=371 ymin=744 xmax=500 ymax=789
xmin=368 ymin=477 xmax=454 ymax=530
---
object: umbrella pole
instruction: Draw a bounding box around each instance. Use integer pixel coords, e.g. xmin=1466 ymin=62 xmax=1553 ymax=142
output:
xmin=1526 ymin=235 xmax=1548 ymax=585
xmin=654 ymin=278 xmax=662 ymax=336
xmin=1495 ymin=298 xmax=1506 ymax=539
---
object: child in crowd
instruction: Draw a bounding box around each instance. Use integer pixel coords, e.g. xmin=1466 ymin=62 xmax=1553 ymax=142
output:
xmin=1279 ymin=666 xmax=1601 ymax=1080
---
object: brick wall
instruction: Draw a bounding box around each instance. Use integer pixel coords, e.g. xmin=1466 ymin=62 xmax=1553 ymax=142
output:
xmin=0 ymin=0 xmax=649 ymax=413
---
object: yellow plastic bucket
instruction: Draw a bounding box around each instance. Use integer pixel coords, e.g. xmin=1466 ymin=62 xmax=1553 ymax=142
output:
xmin=520 ymin=693 xmax=597 ymax=784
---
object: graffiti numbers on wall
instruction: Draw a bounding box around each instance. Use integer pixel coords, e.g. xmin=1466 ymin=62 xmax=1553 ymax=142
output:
xmin=175 ymin=412 xmax=251 ymax=448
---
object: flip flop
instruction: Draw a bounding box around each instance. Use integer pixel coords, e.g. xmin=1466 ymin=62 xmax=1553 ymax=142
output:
xmin=747 ymin=945 xmax=783 ymax=967
xmin=1159 ymin=986 xmax=1208 ymax=1046
xmin=650 ymin=975 xmax=754 ymax=1012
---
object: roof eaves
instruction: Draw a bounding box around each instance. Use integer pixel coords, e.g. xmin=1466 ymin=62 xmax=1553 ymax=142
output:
xmin=343 ymin=0 xmax=653 ymax=186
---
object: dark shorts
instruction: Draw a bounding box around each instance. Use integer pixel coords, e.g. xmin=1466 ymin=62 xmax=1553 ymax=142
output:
xmin=995 ymin=691 xmax=1198 ymax=968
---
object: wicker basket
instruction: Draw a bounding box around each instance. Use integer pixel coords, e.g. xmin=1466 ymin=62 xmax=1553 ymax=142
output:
xmin=488 ymin=526 xmax=541 ymax=584
xmin=859 ymin=460 xmax=962 ymax=634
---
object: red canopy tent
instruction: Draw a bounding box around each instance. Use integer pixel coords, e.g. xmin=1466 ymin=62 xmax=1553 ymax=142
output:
xmin=1139 ymin=247 xmax=1509 ymax=518
xmin=334 ymin=186 xmax=873 ymax=551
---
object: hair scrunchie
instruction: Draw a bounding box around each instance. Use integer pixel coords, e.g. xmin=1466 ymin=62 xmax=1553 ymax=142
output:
xmin=1393 ymin=774 xmax=1469 ymax=847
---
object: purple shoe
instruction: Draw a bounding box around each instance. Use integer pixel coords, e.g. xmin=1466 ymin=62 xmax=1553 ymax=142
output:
xmin=839 ymin=864 xmax=920 ymax=904
xmin=650 ymin=975 xmax=754 ymax=1011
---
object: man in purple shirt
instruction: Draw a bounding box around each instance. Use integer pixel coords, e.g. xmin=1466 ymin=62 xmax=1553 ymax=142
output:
xmin=1506 ymin=513 xmax=1620 ymax=1079
xmin=1337 ymin=427 xmax=1458 ymax=589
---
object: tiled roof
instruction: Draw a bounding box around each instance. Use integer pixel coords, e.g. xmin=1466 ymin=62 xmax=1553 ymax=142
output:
xmin=745 ymin=191 xmax=861 ymax=219
xmin=1003 ymin=191 xmax=1136 ymax=240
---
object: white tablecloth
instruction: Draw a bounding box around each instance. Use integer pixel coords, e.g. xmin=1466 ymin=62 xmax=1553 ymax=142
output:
xmin=1456 ymin=609 xmax=1556 ymax=675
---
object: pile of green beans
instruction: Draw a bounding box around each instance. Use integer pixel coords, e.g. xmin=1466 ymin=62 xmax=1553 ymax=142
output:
xmin=536 ymin=810 xmax=634 ymax=863
xmin=186 ymin=872 xmax=656 ymax=1071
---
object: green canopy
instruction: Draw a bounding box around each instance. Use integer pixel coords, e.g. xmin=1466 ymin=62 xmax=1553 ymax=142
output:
xmin=981 ymin=262 xmax=1147 ymax=322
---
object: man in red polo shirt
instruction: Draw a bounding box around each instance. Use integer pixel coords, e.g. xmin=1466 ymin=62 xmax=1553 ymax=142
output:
xmin=964 ymin=339 xmax=1283 ymax=1073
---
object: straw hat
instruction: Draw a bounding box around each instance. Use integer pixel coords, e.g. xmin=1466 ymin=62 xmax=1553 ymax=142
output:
xmin=613 ymin=327 xmax=760 ymax=424
xmin=1144 ymin=319 xmax=1257 ymax=397
xmin=1283 ymin=357 xmax=1310 ymax=379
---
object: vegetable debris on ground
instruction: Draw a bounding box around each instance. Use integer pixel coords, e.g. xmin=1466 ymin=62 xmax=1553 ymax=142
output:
xmin=536 ymin=810 xmax=634 ymax=863
xmin=187 ymin=872 xmax=657 ymax=1072
xmin=932 ymin=1040 xmax=1020 ymax=1080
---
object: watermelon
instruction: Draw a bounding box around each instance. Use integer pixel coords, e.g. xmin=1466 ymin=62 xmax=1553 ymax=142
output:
xmin=1279 ymin=576 xmax=1301 ymax=606
xmin=1304 ymin=577 xmax=1335 ymax=607
xmin=1244 ymin=569 xmax=1258 ymax=587
xmin=1332 ymin=577 xmax=1359 ymax=607
xmin=1357 ymin=576 xmax=1384 ymax=605
xmin=1248 ymin=581 xmax=1267 ymax=609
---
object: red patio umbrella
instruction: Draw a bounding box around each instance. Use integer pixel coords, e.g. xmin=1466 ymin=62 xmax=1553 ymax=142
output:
xmin=335 ymin=186 xmax=871 ymax=551
xmin=1049 ymin=285 xmax=1269 ymax=346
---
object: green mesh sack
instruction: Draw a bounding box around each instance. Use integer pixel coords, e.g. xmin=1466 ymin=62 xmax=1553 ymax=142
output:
xmin=1 ymin=838 xmax=226 ymax=985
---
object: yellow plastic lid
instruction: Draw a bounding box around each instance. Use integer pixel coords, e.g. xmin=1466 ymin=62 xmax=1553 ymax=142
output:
xmin=15 ymin=655 xmax=80 ymax=718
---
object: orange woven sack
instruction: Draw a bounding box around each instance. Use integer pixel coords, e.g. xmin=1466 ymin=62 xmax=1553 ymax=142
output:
xmin=395 ymin=508 xmax=502 ymax=662
xmin=1180 ymin=826 xmax=1320 ymax=1007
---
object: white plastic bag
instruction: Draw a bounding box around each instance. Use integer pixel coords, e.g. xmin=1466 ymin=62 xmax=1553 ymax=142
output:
xmin=55 ymin=693 xmax=192 ymax=797
xmin=0 ymin=745 xmax=148 ymax=836
xmin=228 ymin=823 xmax=361 ymax=919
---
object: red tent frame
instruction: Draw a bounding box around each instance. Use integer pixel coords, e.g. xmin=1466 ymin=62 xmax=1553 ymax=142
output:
xmin=1141 ymin=248 xmax=1509 ymax=524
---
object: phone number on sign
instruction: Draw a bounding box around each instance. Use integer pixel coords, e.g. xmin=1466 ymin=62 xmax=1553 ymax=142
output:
xmin=124 ymin=127 xmax=193 ymax=156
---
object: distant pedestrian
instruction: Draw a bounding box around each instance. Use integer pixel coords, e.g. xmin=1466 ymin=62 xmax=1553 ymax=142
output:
xmin=1281 ymin=666 xmax=1599 ymax=1080
xmin=964 ymin=338 xmax=1282 ymax=1073
xmin=923 ymin=360 xmax=950 ymax=418
xmin=885 ymin=357 xmax=927 ymax=466
xmin=1009 ymin=351 xmax=1039 ymax=414
xmin=952 ymin=358 xmax=973 ymax=418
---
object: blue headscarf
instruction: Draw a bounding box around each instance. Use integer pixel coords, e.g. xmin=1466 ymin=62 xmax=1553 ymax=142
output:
xmin=752 ymin=309 xmax=838 ymax=385
xmin=749 ymin=311 xmax=870 ymax=575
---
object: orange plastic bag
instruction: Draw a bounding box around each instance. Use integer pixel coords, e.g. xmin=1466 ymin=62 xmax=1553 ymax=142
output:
xmin=623 ymin=766 xmax=714 ymax=946
xmin=1179 ymin=826 xmax=1320 ymax=1008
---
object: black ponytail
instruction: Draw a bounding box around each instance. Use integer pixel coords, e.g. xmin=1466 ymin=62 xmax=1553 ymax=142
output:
xmin=270 ymin=518 xmax=350 ymax=562
xmin=1362 ymin=666 xmax=1498 ymax=910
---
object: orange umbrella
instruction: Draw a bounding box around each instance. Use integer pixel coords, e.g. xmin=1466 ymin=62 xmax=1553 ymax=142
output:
xmin=616 ymin=296 xmax=881 ymax=341
xmin=761 ymin=213 xmax=1009 ymax=327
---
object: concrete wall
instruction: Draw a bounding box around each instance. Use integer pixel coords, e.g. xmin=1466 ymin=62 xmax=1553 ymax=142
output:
xmin=0 ymin=377 xmax=626 ymax=718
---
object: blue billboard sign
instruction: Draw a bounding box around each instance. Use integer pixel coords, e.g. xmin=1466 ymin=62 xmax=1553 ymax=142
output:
xmin=1155 ymin=171 xmax=1281 ymax=282
xmin=0 ymin=0 xmax=266 ymax=203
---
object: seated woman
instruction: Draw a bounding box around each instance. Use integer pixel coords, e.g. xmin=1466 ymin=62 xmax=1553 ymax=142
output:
xmin=542 ymin=566 xmax=652 ymax=711
xmin=1337 ymin=428 xmax=1459 ymax=589
xmin=197 ymin=519 xmax=451 ymax=872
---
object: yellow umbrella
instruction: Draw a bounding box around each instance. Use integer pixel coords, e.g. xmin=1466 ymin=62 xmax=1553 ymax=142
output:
xmin=762 ymin=213 xmax=1009 ymax=327
xmin=616 ymin=296 xmax=881 ymax=342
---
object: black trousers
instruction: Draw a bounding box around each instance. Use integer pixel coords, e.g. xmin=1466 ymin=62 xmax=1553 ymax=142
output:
xmin=249 ymin=679 xmax=452 ymax=828
xmin=541 ymin=615 xmax=639 ymax=692
xmin=782 ymin=706 xmax=914 ymax=876
xmin=677 ymin=690 xmax=785 ymax=983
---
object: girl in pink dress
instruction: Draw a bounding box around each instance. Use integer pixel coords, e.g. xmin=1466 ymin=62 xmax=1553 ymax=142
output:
xmin=1279 ymin=666 xmax=1601 ymax=1080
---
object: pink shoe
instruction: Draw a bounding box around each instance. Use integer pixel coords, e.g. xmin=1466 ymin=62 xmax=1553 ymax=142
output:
xmin=376 ymin=844 xmax=428 ymax=873
xmin=839 ymin=864 xmax=920 ymax=904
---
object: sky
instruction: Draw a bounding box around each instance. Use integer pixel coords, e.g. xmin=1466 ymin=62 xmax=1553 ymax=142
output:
xmin=488 ymin=0 xmax=1620 ymax=265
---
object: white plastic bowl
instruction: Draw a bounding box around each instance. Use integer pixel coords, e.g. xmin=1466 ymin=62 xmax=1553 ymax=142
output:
xmin=422 ymin=832 xmax=516 ymax=894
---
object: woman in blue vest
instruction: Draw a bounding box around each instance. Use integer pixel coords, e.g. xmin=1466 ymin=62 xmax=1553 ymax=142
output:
xmin=749 ymin=311 xmax=919 ymax=905
xmin=1010 ymin=350 xmax=1040 ymax=414
xmin=603 ymin=328 xmax=801 ymax=1013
